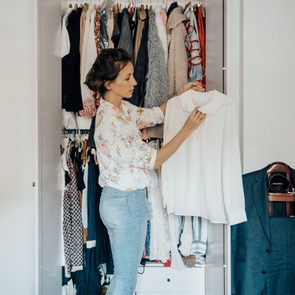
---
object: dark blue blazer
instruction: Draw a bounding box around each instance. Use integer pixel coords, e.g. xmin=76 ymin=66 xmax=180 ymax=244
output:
xmin=231 ymin=165 xmax=295 ymax=295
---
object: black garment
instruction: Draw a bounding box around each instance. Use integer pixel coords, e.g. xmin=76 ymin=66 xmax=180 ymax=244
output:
xmin=62 ymin=8 xmax=83 ymax=112
xmin=87 ymin=155 xmax=98 ymax=244
xmin=94 ymin=164 xmax=114 ymax=273
xmin=118 ymin=9 xmax=135 ymax=64
xmin=111 ymin=12 xmax=123 ymax=48
xmin=72 ymin=246 xmax=102 ymax=295
xmin=167 ymin=1 xmax=178 ymax=18
xmin=129 ymin=16 xmax=149 ymax=106
xmin=77 ymin=153 xmax=86 ymax=192
xmin=88 ymin=115 xmax=96 ymax=149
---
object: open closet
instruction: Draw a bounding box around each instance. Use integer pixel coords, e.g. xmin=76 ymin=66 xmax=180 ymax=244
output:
xmin=36 ymin=0 xmax=238 ymax=294
xmin=4 ymin=0 xmax=295 ymax=294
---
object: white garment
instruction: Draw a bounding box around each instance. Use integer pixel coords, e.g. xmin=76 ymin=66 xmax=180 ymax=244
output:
xmin=154 ymin=6 xmax=168 ymax=65
xmin=80 ymin=8 xmax=97 ymax=115
xmin=147 ymin=169 xmax=170 ymax=262
xmin=62 ymin=280 xmax=76 ymax=295
xmin=82 ymin=162 xmax=88 ymax=229
xmin=191 ymin=216 xmax=207 ymax=257
xmin=56 ymin=8 xmax=72 ymax=58
xmin=178 ymin=216 xmax=193 ymax=256
xmin=168 ymin=214 xmax=186 ymax=270
xmin=161 ymin=90 xmax=247 ymax=225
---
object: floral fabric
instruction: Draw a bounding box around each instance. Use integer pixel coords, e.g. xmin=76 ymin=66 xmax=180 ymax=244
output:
xmin=94 ymin=98 xmax=164 ymax=191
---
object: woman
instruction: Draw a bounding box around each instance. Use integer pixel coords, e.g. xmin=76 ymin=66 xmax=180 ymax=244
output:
xmin=85 ymin=48 xmax=206 ymax=295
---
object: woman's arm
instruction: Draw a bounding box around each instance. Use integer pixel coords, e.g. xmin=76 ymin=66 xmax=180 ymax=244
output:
xmin=154 ymin=108 xmax=206 ymax=169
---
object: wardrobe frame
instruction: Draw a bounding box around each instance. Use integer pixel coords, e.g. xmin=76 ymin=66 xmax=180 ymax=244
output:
xmin=36 ymin=0 xmax=243 ymax=294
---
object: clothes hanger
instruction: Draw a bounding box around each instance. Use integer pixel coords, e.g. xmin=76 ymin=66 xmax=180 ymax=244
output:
xmin=139 ymin=4 xmax=147 ymax=20
xmin=184 ymin=1 xmax=191 ymax=12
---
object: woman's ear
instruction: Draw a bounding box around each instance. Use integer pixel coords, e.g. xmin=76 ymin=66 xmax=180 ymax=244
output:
xmin=104 ymin=80 xmax=112 ymax=90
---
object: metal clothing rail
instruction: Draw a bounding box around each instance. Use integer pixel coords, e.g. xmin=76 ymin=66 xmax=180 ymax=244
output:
xmin=66 ymin=0 xmax=203 ymax=9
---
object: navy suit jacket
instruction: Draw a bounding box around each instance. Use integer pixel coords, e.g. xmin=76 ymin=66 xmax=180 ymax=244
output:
xmin=231 ymin=165 xmax=295 ymax=295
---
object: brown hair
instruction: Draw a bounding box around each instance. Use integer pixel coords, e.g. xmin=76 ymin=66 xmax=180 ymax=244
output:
xmin=84 ymin=48 xmax=131 ymax=95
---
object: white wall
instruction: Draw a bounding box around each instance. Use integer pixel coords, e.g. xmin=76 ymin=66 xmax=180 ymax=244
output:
xmin=0 ymin=1 xmax=38 ymax=294
xmin=242 ymin=0 xmax=295 ymax=173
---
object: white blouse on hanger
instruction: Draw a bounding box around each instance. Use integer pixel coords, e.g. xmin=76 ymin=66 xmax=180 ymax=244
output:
xmin=161 ymin=89 xmax=247 ymax=225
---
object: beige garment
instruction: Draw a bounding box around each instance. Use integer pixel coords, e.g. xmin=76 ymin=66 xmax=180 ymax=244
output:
xmin=107 ymin=11 xmax=115 ymax=48
xmin=134 ymin=19 xmax=145 ymax=63
xmin=79 ymin=5 xmax=88 ymax=54
xmin=167 ymin=7 xmax=189 ymax=97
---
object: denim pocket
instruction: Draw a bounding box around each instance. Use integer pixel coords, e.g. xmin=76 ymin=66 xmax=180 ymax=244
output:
xmin=100 ymin=196 xmax=130 ymax=229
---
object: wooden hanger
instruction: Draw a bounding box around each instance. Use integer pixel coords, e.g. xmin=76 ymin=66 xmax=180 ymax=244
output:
xmin=139 ymin=4 xmax=147 ymax=21
xmin=267 ymin=162 xmax=295 ymax=217
xmin=184 ymin=1 xmax=192 ymax=12
xmin=83 ymin=2 xmax=89 ymax=12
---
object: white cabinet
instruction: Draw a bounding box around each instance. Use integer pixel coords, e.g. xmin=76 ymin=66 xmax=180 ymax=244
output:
xmin=135 ymin=266 xmax=205 ymax=294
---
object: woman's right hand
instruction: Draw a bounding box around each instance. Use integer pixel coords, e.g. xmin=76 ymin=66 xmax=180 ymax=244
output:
xmin=154 ymin=107 xmax=206 ymax=169
xmin=183 ymin=107 xmax=206 ymax=133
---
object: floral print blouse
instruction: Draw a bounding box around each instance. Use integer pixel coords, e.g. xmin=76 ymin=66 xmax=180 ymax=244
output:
xmin=94 ymin=98 xmax=165 ymax=191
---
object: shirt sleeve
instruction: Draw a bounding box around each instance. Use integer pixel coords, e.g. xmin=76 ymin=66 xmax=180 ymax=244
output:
xmin=96 ymin=119 xmax=158 ymax=170
xmin=135 ymin=106 xmax=165 ymax=129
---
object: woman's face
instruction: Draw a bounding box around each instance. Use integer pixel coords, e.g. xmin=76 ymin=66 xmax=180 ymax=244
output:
xmin=107 ymin=61 xmax=137 ymax=99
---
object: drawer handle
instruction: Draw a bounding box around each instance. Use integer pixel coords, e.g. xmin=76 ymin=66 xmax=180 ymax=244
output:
xmin=167 ymin=278 xmax=171 ymax=282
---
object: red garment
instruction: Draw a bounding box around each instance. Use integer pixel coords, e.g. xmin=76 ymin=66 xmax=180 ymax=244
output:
xmin=196 ymin=6 xmax=206 ymax=86
xmin=94 ymin=10 xmax=101 ymax=54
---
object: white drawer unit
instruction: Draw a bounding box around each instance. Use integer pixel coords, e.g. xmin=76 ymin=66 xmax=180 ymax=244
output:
xmin=135 ymin=265 xmax=205 ymax=294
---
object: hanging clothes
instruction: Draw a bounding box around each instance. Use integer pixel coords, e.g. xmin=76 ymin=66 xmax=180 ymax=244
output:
xmin=184 ymin=6 xmax=203 ymax=81
xmin=154 ymin=6 xmax=168 ymax=65
xmin=167 ymin=6 xmax=188 ymax=96
xmin=63 ymin=157 xmax=84 ymax=276
xmin=117 ymin=8 xmax=134 ymax=64
xmin=106 ymin=10 xmax=115 ymax=48
xmin=79 ymin=7 xmax=97 ymax=119
xmin=62 ymin=8 xmax=84 ymax=112
xmin=195 ymin=5 xmax=206 ymax=85
xmin=100 ymin=9 xmax=109 ymax=49
xmin=70 ymin=246 xmax=102 ymax=295
xmin=167 ymin=1 xmax=178 ymax=18
xmin=144 ymin=11 xmax=168 ymax=108
xmin=146 ymin=168 xmax=170 ymax=262
xmin=61 ymin=7 xmax=73 ymax=58
xmin=86 ymin=153 xmax=98 ymax=248
xmin=134 ymin=15 xmax=145 ymax=63
xmin=80 ymin=5 xmax=87 ymax=55
xmin=130 ymin=16 xmax=149 ymax=106
xmin=94 ymin=8 xmax=101 ymax=53
xmin=111 ymin=10 xmax=122 ymax=48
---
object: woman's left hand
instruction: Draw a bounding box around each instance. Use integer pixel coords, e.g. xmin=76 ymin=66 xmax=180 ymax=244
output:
xmin=177 ymin=81 xmax=205 ymax=95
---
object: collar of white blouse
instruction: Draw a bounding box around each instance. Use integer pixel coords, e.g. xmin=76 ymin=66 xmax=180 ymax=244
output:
xmin=179 ymin=89 xmax=234 ymax=114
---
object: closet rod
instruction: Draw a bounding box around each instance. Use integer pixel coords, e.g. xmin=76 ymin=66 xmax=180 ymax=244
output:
xmin=62 ymin=128 xmax=90 ymax=135
xmin=67 ymin=0 xmax=203 ymax=8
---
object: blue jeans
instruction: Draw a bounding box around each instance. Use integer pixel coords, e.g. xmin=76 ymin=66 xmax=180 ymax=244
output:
xmin=99 ymin=187 xmax=151 ymax=295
